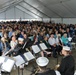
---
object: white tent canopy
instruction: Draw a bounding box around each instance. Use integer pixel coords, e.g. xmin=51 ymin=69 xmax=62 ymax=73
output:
xmin=0 ymin=0 xmax=76 ymax=24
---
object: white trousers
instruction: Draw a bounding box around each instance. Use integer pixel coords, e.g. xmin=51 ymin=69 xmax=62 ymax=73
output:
xmin=74 ymin=70 xmax=76 ymax=75
xmin=55 ymin=70 xmax=61 ymax=75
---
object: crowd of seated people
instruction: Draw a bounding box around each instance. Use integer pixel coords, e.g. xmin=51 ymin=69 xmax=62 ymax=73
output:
xmin=0 ymin=21 xmax=76 ymax=58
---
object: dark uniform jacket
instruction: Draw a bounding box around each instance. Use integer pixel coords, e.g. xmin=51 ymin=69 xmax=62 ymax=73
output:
xmin=17 ymin=44 xmax=26 ymax=54
xmin=58 ymin=55 xmax=75 ymax=75
xmin=24 ymin=38 xmax=33 ymax=48
xmin=35 ymin=69 xmax=56 ymax=75
xmin=13 ymin=43 xmax=27 ymax=56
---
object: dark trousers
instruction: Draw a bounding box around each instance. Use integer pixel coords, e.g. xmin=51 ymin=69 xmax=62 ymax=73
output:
xmin=51 ymin=46 xmax=57 ymax=57
xmin=50 ymin=45 xmax=62 ymax=57
xmin=57 ymin=45 xmax=62 ymax=54
xmin=20 ymin=54 xmax=28 ymax=63
xmin=0 ymin=51 xmax=2 ymax=56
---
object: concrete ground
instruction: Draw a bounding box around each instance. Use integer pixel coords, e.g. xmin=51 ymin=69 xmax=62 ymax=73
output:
xmin=10 ymin=48 xmax=76 ymax=75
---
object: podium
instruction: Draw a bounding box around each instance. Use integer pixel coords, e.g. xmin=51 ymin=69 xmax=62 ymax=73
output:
xmin=0 ymin=56 xmax=15 ymax=75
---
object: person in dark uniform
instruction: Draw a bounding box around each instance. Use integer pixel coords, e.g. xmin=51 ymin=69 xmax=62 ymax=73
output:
xmin=56 ymin=46 xmax=75 ymax=75
xmin=35 ymin=57 xmax=61 ymax=75
xmin=15 ymin=38 xmax=27 ymax=54
xmin=23 ymin=33 xmax=34 ymax=48
xmin=13 ymin=38 xmax=28 ymax=66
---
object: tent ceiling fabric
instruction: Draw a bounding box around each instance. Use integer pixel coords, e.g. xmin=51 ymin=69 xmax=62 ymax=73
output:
xmin=0 ymin=0 xmax=23 ymax=13
xmin=0 ymin=0 xmax=76 ymax=18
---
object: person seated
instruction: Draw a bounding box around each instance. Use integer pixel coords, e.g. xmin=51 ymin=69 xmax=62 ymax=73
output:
xmin=10 ymin=36 xmax=18 ymax=50
xmin=0 ymin=36 xmax=2 ymax=56
xmin=35 ymin=57 xmax=61 ymax=75
xmin=38 ymin=32 xmax=44 ymax=43
xmin=54 ymin=30 xmax=59 ymax=39
xmin=48 ymin=33 xmax=59 ymax=58
xmin=56 ymin=34 xmax=63 ymax=55
xmin=42 ymin=36 xmax=52 ymax=57
xmin=13 ymin=37 xmax=28 ymax=66
xmin=61 ymin=33 xmax=72 ymax=49
xmin=33 ymin=33 xmax=39 ymax=45
xmin=8 ymin=28 xmax=13 ymax=39
xmin=23 ymin=33 xmax=34 ymax=48
xmin=56 ymin=46 xmax=75 ymax=75
xmin=19 ymin=31 xmax=24 ymax=38
xmin=13 ymin=38 xmax=27 ymax=55
xmin=1 ymin=37 xmax=11 ymax=55
xmin=43 ymin=36 xmax=51 ymax=49
xmin=3 ymin=32 xmax=10 ymax=43
xmin=66 ymin=28 xmax=71 ymax=37
xmin=70 ymin=27 xmax=75 ymax=37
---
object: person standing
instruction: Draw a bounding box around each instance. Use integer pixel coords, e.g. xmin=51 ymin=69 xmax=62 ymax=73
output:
xmin=56 ymin=46 xmax=75 ymax=75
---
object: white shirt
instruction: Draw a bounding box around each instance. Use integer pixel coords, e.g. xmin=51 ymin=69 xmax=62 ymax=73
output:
xmin=48 ymin=37 xmax=56 ymax=46
xmin=55 ymin=37 xmax=59 ymax=45
xmin=10 ymin=40 xmax=18 ymax=49
xmin=56 ymin=37 xmax=63 ymax=45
